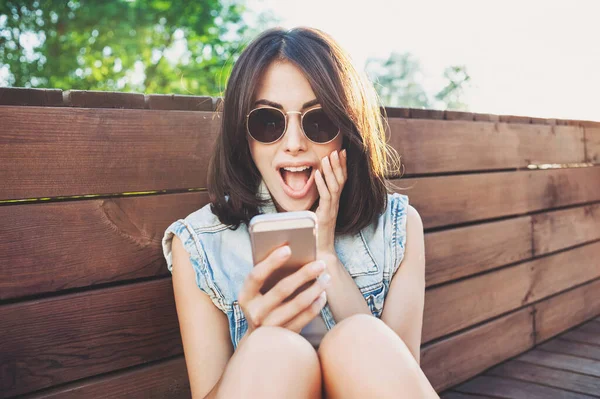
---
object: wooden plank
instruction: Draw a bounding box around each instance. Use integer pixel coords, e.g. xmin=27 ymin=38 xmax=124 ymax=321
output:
xmin=487 ymin=359 xmax=600 ymax=397
xmin=577 ymin=321 xmax=600 ymax=334
xmin=443 ymin=110 xmax=475 ymax=121
xmin=146 ymin=94 xmax=213 ymax=111
xmin=0 ymin=192 xmax=208 ymax=300
xmin=518 ymin=349 xmax=600 ymax=378
xmin=539 ymin=338 xmax=600 ymax=361
xmin=402 ymin=166 xmax=600 ymax=229
xmin=533 ymin=204 xmax=600 ymax=255
xmin=0 ymin=278 xmax=183 ymax=397
xmin=2 ymin=106 xmax=593 ymax=201
xmin=26 ymin=357 xmax=190 ymax=399
xmin=0 ymin=88 xmax=64 ymax=106
xmin=423 ymin=242 xmax=600 ymax=343
xmin=63 ymin=90 xmax=145 ymax=109
xmin=586 ymin=127 xmax=600 ymax=164
xmin=500 ymin=114 xmax=532 ymax=124
xmin=560 ymin=330 xmax=600 ymax=347
xmin=424 ymin=216 xmax=532 ymax=287
xmin=0 ymin=106 xmax=219 ymax=200
xmin=440 ymin=392 xmax=496 ymax=399
xmin=534 ymin=278 xmax=600 ymax=342
xmin=387 ymin=118 xmax=585 ymax=174
xmin=454 ymin=375 xmax=595 ymax=399
xmin=420 ymin=307 xmax=534 ymax=392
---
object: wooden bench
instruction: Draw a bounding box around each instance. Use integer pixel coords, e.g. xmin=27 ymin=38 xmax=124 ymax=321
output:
xmin=1 ymin=87 xmax=599 ymax=397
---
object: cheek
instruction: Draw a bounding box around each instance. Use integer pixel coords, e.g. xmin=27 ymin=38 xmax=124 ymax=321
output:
xmin=315 ymin=136 xmax=344 ymax=160
xmin=248 ymin=140 xmax=274 ymax=172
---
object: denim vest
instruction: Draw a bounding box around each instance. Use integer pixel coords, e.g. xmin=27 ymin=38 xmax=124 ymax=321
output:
xmin=162 ymin=181 xmax=409 ymax=350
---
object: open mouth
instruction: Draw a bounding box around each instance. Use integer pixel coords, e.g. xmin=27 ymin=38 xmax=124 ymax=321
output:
xmin=278 ymin=166 xmax=315 ymax=199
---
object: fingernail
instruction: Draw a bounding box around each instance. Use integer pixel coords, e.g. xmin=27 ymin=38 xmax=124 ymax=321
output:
xmin=279 ymin=245 xmax=291 ymax=257
xmin=312 ymin=260 xmax=326 ymax=272
xmin=341 ymin=149 xmax=347 ymax=157
xmin=312 ymin=291 xmax=327 ymax=312
xmin=322 ymin=156 xmax=328 ymax=164
xmin=317 ymin=273 xmax=331 ymax=288
xmin=332 ymin=150 xmax=338 ymax=159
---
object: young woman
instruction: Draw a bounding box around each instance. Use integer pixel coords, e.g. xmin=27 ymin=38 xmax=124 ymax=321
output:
xmin=162 ymin=26 xmax=438 ymax=398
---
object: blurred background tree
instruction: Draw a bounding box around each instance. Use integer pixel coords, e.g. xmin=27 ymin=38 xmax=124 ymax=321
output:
xmin=365 ymin=51 xmax=471 ymax=110
xmin=0 ymin=1 xmax=468 ymax=109
xmin=0 ymin=0 xmax=277 ymax=95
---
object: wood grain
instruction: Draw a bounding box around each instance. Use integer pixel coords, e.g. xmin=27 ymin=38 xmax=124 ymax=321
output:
xmin=0 ymin=106 xmax=220 ymax=200
xmin=560 ymin=330 xmax=600 ymax=347
xmin=423 ymin=241 xmax=600 ymax=343
xmin=517 ymin=349 xmax=600 ymax=378
xmin=25 ymin=356 xmax=190 ymax=399
xmin=0 ymin=192 xmax=209 ymax=300
xmin=424 ymin=216 xmax=532 ymax=287
xmin=420 ymin=307 xmax=534 ymax=392
xmin=0 ymin=278 xmax=183 ymax=397
xmin=397 ymin=166 xmax=600 ymax=229
xmin=534 ymin=278 xmax=600 ymax=342
xmin=586 ymin=127 xmax=600 ymax=164
xmin=533 ymin=203 xmax=600 ymax=255
xmin=486 ymin=360 xmax=600 ymax=397
xmin=387 ymin=118 xmax=585 ymax=174
xmin=453 ymin=375 xmax=594 ymax=399
xmin=539 ymin=338 xmax=600 ymax=361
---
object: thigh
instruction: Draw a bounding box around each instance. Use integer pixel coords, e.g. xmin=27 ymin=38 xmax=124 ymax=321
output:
xmin=214 ymin=326 xmax=323 ymax=399
xmin=318 ymin=314 xmax=438 ymax=399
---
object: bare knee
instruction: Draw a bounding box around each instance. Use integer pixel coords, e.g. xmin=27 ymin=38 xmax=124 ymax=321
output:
xmin=219 ymin=326 xmax=321 ymax=398
xmin=319 ymin=313 xmax=396 ymax=354
xmin=318 ymin=314 xmax=418 ymax=376
xmin=318 ymin=315 xmax=437 ymax=399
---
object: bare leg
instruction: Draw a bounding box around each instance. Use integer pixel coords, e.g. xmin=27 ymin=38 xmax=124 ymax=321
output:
xmin=214 ymin=326 xmax=322 ymax=399
xmin=318 ymin=314 xmax=439 ymax=399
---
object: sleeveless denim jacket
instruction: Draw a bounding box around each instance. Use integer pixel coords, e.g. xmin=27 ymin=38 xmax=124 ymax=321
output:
xmin=161 ymin=181 xmax=409 ymax=350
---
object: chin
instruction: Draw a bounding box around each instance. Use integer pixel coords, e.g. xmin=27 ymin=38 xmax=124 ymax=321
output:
xmin=272 ymin=192 xmax=318 ymax=212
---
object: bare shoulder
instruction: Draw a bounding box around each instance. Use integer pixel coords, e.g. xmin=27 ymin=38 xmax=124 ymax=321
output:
xmin=404 ymin=205 xmax=425 ymax=266
xmin=406 ymin=204 xmax=424 ymax=234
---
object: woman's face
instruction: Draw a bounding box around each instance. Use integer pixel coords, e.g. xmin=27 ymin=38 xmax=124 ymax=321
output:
xmin=248 ymin=61 xmax=343 ymax=212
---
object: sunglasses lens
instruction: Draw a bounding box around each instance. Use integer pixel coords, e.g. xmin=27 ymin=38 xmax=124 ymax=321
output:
xmin=247 ymin=108 xmax=285 ymax=143
xmin=303 ymin=108 xmax=339 ymax=143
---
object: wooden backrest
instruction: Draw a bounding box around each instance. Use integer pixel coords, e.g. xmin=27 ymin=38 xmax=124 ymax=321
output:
xmin=1 ymin=87 xmax=599 ymax=397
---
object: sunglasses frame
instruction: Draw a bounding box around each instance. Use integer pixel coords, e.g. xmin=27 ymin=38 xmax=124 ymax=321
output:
xmin=245 ymin=105 xmax=341 ymax=145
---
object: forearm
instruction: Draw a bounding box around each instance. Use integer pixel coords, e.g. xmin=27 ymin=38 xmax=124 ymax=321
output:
xmin=323 ymin=255 xmax=371 ymax=322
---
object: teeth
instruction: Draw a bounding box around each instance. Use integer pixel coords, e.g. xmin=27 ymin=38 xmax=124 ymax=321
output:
xmin=282 ymin=166 xmax=311 ymax=172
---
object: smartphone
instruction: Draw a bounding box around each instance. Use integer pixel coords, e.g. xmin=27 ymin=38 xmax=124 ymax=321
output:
xmin=249 ymin=211 xmax=318 ymax=299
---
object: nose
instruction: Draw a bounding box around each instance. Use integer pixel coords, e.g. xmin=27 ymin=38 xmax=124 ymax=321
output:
xmin=282 ymin=112 xmax=308 ymax=154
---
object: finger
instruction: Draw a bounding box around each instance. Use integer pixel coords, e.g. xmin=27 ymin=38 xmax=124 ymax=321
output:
xmin=263 ymin=273 xmax=330 ymax=327
xmin=321 ymin=155 xmax=340 ymax=195
xmin=341 ymin=149 xmax=348 ymax=180
xmin=284 ymin=291 xmax=328 ymax=333
xmin=314 ymin=169 xmax=331 ymax=203
xmin=330 ymin=150 xmax=345 ymax=187
xmin=259 ymin=259 xmax=326 ymax=317
xmin=240 ymin=245 xmax=291 ymax=302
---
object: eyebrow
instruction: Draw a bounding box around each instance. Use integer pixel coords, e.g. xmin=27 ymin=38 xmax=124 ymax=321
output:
xmin=253 ymin=98 xmax=320 ymax=110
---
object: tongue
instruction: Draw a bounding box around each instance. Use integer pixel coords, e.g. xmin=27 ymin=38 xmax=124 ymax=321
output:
xmin=282 ymin=170 xmax=310 ymax=191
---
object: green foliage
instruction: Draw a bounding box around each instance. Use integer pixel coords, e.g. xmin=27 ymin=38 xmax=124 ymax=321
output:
xmin=365 ymin=51 xmax=471 ymax=111
xmin=0 ymin=0 xmax=258 ymax=95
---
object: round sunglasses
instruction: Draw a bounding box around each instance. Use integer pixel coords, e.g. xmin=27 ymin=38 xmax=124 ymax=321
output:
xmin=246 ymin=106 xmax=340 ymax=144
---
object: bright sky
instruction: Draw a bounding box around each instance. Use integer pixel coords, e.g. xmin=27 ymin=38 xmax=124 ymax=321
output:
xmin=246 ymin=0 xmax=600 ymax=121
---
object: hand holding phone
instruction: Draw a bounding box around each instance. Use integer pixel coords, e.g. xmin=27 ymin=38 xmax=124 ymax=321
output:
xmin=236 ymin=211 xmax=331 ymax=335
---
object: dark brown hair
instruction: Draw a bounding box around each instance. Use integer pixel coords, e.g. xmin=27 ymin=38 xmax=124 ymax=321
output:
xmin=208 ymin=26 xmax=400 ymax=234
